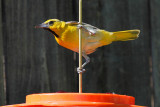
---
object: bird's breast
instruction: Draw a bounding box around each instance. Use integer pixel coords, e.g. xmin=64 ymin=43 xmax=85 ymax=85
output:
xmin=55 ymin=27 xmax=81 ymax=52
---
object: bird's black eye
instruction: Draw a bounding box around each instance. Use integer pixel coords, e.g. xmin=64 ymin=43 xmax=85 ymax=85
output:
xmin=49 ymin=21 xmax=54 ymax=25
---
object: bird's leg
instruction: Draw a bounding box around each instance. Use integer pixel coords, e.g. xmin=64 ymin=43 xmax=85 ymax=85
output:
xmin=82 ymin=53 xmax=90 ymax=68
xmin=77 ymin=53 xmax=90 ymax=73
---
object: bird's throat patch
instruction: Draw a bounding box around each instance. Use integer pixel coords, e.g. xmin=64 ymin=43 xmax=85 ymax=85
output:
xmin=44 ymin=28 xmax=59 ymax=38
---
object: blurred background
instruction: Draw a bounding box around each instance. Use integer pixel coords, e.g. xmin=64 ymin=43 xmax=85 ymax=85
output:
xmin=0 ymin=0 xmax=159 ymax=107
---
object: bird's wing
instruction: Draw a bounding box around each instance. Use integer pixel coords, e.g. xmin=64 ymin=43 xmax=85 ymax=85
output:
xmin=66 ymin=21 xmax=100 ymax=35
xmin=66 ymin=21 xmax=80 ymax=25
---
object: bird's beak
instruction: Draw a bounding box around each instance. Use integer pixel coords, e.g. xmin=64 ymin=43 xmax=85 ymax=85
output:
xmin=35 ymin=22 xmax=59 ymax=38
xmin=35 ymin=23 xmax=49 ymax=29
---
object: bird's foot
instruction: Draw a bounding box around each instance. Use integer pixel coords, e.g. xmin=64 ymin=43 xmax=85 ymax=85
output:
xmin=77 ymin=67 xmax=86 ymax=73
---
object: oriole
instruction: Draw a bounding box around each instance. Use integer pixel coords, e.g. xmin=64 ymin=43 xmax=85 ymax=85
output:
xmin=36 ymin=19 xmax=140 ymax=72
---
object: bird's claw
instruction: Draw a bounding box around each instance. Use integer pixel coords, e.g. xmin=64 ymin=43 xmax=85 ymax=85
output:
xmin=77 ymin=67 xmax=86 ymax=73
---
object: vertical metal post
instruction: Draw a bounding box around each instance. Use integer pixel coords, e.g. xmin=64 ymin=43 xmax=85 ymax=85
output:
xmin=79 ymin=0 xmax=83 ymax=93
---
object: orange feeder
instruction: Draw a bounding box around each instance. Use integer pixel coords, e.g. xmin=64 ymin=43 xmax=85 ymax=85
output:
xmin=1 ymin=93 xmax=146 ymax=107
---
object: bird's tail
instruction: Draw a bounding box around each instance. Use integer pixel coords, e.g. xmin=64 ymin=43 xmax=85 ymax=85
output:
xmin=112 ymin=30 xmax=140 ymax=41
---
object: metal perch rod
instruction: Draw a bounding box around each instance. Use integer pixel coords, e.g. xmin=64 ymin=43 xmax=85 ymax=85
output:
xmin=79 ymin=0 xmax=83 ymax=93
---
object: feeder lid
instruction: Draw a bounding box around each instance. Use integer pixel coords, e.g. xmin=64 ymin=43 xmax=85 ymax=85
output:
xmin=26 ymin=93 xmax=135 ymax=105
xmin=1 ymin=93 xmax=146 ymax=107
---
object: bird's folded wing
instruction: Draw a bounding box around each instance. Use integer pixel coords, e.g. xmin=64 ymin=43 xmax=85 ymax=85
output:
xmin=66 ymin=21 xmax=99 ymax=35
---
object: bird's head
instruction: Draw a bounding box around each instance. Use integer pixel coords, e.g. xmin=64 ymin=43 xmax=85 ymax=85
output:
xmin=35 ymin=19 xmax=66 ymax=38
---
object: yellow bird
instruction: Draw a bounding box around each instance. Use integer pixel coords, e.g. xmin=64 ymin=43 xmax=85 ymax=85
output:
xmin=36 ymin=19 xmax=140 ymax=73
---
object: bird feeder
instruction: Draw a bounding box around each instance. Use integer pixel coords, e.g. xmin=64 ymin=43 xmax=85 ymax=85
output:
xmin=1 ymin=93 xmax=146 ymax=107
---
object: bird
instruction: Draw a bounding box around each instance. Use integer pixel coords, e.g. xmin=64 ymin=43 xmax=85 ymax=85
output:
xmin=35 ymin=19 xmax=140 ymax=73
